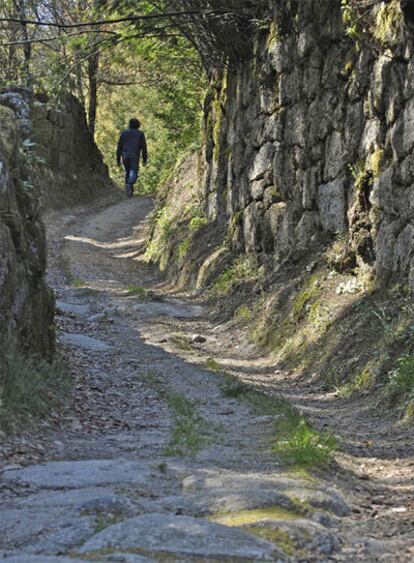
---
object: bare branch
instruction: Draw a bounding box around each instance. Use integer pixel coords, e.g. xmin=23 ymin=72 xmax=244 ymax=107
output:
xmin=0 ymin=9 xmax=240 ymax=29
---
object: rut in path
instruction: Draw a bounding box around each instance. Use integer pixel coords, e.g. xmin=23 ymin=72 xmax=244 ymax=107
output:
xmin=0 ymin=196 xmax=413 ymax=562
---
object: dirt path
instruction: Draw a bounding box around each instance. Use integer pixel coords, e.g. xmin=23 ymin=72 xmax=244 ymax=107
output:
xmin=0 ymin=196 xmax=413 ymax=562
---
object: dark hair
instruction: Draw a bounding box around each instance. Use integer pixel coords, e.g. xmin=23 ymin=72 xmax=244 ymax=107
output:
xmin=129 ymin=118 xmax=141 ymax=129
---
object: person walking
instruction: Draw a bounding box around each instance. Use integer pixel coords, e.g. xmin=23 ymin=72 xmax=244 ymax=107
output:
xmin=116 ymin=118 xmax=148 ymax=198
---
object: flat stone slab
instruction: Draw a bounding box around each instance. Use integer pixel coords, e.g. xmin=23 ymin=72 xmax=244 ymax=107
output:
xmin=0 ymin=557 xmax=90 ymax=563
xmin=60 ymin=332 xmax=112 ymax=351
xmin=78 ymin=513 xmax=280 ymax=560
xmin=182 ymin=469 xmax=350 ymax=517
xmin=133 ymin=299 xmax=203 ymax=319
xmin=14 ymin=487 xmax=124 ymax=510
xmin=56 ymin=300 xmax=90 ymax=316
xmin=2 ymin=459 xmax=151 ymax=489
xmin=100 ymin=555 xmax=155 ymax=562
xmin=0 ymin=506 xmax=95 ymax=554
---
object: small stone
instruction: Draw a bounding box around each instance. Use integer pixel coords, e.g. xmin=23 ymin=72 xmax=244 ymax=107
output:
xmin=192 ymin=334 xmax=207 ymax=344
xmin=60 ymin=333 xmax=113 ymax=352
xmin=56 ymin=300 xmax=90 ymax=316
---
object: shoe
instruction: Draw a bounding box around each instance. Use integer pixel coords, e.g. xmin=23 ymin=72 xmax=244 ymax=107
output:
xmin=126 ymin=184 xmax=133 ymax=198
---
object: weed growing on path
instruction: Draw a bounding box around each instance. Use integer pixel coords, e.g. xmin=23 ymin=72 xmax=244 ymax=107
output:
xmin=221 ymin=374 xmax=337 ymax=468
xmin=273 ymin=417 xmax=337 ymax=467
xmin=93 ymin=514 xmax=124 ymax=533
xmin=164 ymin=393 xmax=207 ymax=456
xmin=0 ymin=342 xmax=71 ymax=432
xmin=143 ymin=371 xmax=209 ymax=456
xmin=205 ymin=357 xmax=221 ymax=371
xmin=127 ymin=285 xmax=148 ymax=298
xmin=71 ymin=276 xmax=87 ymax=288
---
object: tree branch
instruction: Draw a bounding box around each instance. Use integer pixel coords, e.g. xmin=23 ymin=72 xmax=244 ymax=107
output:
xmin=0 ymin=9 xmax=240 ymax=29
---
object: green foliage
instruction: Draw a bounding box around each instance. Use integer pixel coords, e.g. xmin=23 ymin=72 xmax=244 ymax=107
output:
xmin=221 ymin=373 xmax=337 ymax=467
xmin=205 ymin=357 xmax=221 ymax=371
xmin=145 ymin=207 xmax=176 ymax=262
xmin=94 ymin=514 xmax=124 ymax=533
xmin=0 ymin=342 xmax=71 ymax=433
xmin=338 ymin=365 xmax=376 ymax=398
xmin=143 ymin=372 xmax=209 ymax=456
xmin=71 ymin=276 xmax=87 ymax=288
xmin=273 ymin=418 xmax=337 ymax=468
xmin=127 ymin=285 xmax=148 ymax=298
xmin=177 ymin=238 xmax=191 ymax=260
xmin=189 ymin=215 xmax=209 ymax=233
xmin=292 ymin=274 xmax=321 ymax=323
xmin=164 ymin=394 xmax=207 ymax=456
xmin=211 ymin=256 xmax=264 ymax=295
xmin=234 ymin=304 xmax=252 ymax=321
xmin=373 ymin=0 xmax=403 ymax=46
xmin=341 ymin=0 xmax=364 ymax=46
xmin=222 ymin=379 xmax=252 ymax=398
xmin=176 ymin=212 xmax=208 ymax=260
xmin=96 ymin=22 xmax=205 ymax=193
xmin=341 ymin=0 xmax=403 ymax=48
xmin=383 ymin=355 xmax=414 ymax=406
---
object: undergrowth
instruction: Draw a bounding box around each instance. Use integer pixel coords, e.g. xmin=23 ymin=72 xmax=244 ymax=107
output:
xmin=127 ymin=285 xmax=148 ymax=298
xmin=221 ymin=376 xmax=337 ymax=468
xmin=211 ymin=256 xmax=264 ymax=296
xmin=164 ymin=393 xmax=207 ymax=456
xmin=0 ymin=342 xmax=71 ymax=433
xmin=383 ymin=354 xmax=414 ymax=420
xmin=144 ymin=372 xmax=209 ymax=456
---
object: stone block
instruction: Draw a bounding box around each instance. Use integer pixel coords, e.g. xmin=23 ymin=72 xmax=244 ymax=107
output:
xmin=324 ymin=131 xmax=347 ymax=181
xmin=284 ymin=103 xmax=306 ymax=146
xmin=390 ymin=97 xmax=414 ymax=160
xmin=302 ymin=166 xmax=321 ymax=209
xmin=359 ymin=118 xmax=381 ymax=159
xmin=248 ymin=142 xmax=274 ymax=182
xmin=295 ymin=211 xmax=321 ymax=248
xmin=243 ymin=201 xmax=263 ymax=252
xmin=319 ymin=178 xmax=347 ymax=233
xmin=279 ymin=67 xmax=302 ymax=106
xmin=262 ymin=202 xmax=287 ymax=252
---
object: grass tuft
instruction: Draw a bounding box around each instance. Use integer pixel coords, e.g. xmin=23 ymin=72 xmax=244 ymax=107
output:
xmin=164 ymin=393 xmax=207 ymax=456
xmin=273 ymin=418 xmax=337 ymax=467
xmin=221 ymin=374 xmax=337 ymax=468
xmin=205 ymin=357 xmax=221 ymax=371
xmin=71 ymin=276 xmax=86 ymax=288
xmin=222 ymin=379 xmax=252 ymax=398
xmin=0 ymin=341 xmax=71 ymax=433
xmin=127 ymin=285 xmax=148 ymax=298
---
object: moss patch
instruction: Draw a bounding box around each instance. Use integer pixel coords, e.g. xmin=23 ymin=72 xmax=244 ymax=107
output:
xmin=246 ymin=525 xmax=297 ymax=556
xmin=374 ymin=0 xmax=403 ymax=46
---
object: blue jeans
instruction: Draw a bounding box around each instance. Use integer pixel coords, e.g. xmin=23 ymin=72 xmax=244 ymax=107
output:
xmin=122 ymin=153 xmax=139 ymax=186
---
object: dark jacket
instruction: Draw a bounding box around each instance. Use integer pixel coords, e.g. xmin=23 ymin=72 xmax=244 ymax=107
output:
xmin=117 ymin=128 xmax=148 ymax=165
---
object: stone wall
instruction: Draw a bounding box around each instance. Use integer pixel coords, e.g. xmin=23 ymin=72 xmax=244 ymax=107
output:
xmin=0 ymin=91 xmax=54 ymax=355
xmin=0 ymin=89 xmax=114 ymax=354
xmin=184 ymin=0 xmax=414 ymax=289
xmin=32 ymin=94 xmax=114 ymax=209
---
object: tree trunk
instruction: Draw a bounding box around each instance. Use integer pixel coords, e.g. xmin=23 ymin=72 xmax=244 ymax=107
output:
xmin=13 ymin=0 xmax=32 ymax=86
xmin=87 ymin=49 xmax=100 ymax=140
